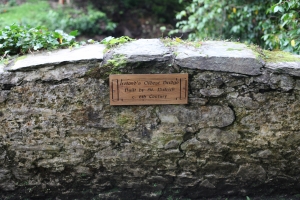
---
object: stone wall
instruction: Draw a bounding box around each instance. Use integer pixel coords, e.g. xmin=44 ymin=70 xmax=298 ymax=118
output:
xmin=1 ymin=39 xmax=300 ymax=199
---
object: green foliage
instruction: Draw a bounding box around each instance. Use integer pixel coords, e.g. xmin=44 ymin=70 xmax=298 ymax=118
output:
xmin=0 ymin=0 xmax=50 ymax=26
xmin=89 ymin=0 xmax=187 ymax=24
xmin=101 ymin=36 xmax=134 ymax=49
xmin=261 ymin=0 xmax=300 ymax=53
xmin=106 ymin=54 xmax=127 ymax=74
xmin=44 ymin=6 xmax=116 ymax=36
xmin=0 ymin=1 xmax=116 ymax=36
xmin=173 ymin=0 xmax=276 ymax=42
xmin=0 ymin=24 xmax=78 ymax=56
xmin=173 ymin=0 xmax=299 ymax=54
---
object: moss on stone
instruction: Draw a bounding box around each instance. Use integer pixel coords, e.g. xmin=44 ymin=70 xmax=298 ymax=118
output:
xmin=16 ymin=55 xmax=27 ymax=61
xmin=85 ymin=66 xmax=102 ymax=79
xmin=95 ymin=54 xmax=128 ymax=79
xmin=116 ymin=114 xmax=134 ymax=126
xmin=101 ymin=36 xmax=134 ymax=53
xmin=160 ymin=38 xmax=202 ymax=49
xmin=249 ymin=44 xmax=300 ymax=63
xmin=84 ymin=54 xmax=127 ymax=80
xmin=117 ymin=116 xmax=130 ymax=125
xmin=226 ymin=48 xmax=243 ymax=51
xmin=106 ymin=54 xmax=127 ymax=74
xmin=263 ymin=50 xmax=300 ymax=63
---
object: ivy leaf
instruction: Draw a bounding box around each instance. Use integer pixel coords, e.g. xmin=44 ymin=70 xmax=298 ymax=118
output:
xmin=33 ymin=43 xmax=43 ymax=50
xmin=100 ymin=36 xmax=114 ymax=44
xmin=0 ymin=24 xmax=78 ymax=55
xmin=274 ymin=5 xmax=284 ymax=13
xmin=69 ymin=30 xmax=78 ymax=37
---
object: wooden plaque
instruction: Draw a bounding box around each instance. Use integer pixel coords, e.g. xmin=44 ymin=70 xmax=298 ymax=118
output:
xmin=110 ymin=74 xmax=188 ymax=105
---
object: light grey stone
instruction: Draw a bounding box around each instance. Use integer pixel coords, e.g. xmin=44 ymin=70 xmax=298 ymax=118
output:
xmin=158 ymin=105 xmax=235 ymax=128
xmin=197 ymin=128 xmax=240 ymax=144
xmin=0 ymin=64 xmax=4 ymax=74
xmin=188 ymin=98 xmax=208 ymax=105
xmin=236 ymin=164 xmax=266 ymax=182
xmin=0 ymin=72 xmax=24 ymax=85
xmin=164 ymin=139 xmax=181 ymax=149
xmin=10 ymin=145 xmax=61 ymax=151
xmin=251 ymin=149 xmax=273 ymax=159
xmin=0 ymin=91 xmax=9 ymax=103
xmin=266 ymin=61 xmax=300 ymax=77
xmin=5 ymin=44 xmax=105 ymax=72
xmin=181 ymin=138 xmax=203 ymax=151
xmin=175 ymin=41 xmax=263 ymax=75
xmin=111 ymin=39 xmax=172 ymax=62
xmin=269 ymin=74 xmax=294 ymax=91
xmin=229 ymin=96 xmax=260 ymax=110
xmin=200 ymin=88 xmax=224 ymax=97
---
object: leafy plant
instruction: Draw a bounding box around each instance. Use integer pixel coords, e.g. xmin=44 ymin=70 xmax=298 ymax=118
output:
xmin=100 ymin=36 xmax=134 ymax=49
xmin=88 ymin=0 xmax=187 ymax=24
xmin=0 ymin=1 xmax=116 ymax=37
xmin=0 ymin=24 xmax=78 ymax=56
xmin=172 ymin=0 xmax=299 ymax=54
xmin=44 ymin=6 xmax=116 ymax=36
xmin=261 ymin=0 xmax=300 ymax=53
xmin=172 ymin=0 xmax=276 ymax=43
xmin=0 ymin=0 xmax=50 ymax=28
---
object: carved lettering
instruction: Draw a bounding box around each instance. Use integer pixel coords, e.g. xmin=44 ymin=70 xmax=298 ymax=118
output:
xmin=158 ymin=87 xmax=175 ymax=92
xmin=149 ymin=94 xmax=167 ymax=99
xmin=144 ymin=81 xmax=160 ymax=85
xmin=110 ymin=74 xmax=188 ymax=105
xmin=163 ymin=80 xmax=179 ymax=85
xmin=125 ymin=88 xmax=136 ymax=92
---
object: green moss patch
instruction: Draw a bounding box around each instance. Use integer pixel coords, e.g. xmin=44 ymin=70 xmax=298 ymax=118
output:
xmin=263 ymin=50 xmax=300 ymax=63
xmin=105 ymin=54 xmax=127 ymax=75
xmin=101 ymin=36 xmax=134 ymax=53
xmin=107 ymin=54 xmax=126 ymax=69
xmin=161 ymin=37 xmax=202 ymax=48
xmin=249 ymin=44 xmax=300 ymax=63
xmin=116 ymin=114 xmax=135 ymax=127
xmin=16 ymin=55 xmax=27 ymax=61
xmin=227 ymin=48 xmax=244 ymax=51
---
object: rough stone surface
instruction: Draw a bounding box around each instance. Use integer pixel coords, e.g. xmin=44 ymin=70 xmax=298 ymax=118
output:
xmin=266 ymin=61 xmax=300 ymax=76
xmin=0 ymin=41 xmax=300 ymax=199
xmin=102 ymin=39 xmax=175 ymax=75
xmin=112 ymin=39 xmax=172 ymax=62
xmin=5 ymin=44 xmax=105 ymax=71
xmin=175 ymin=41 xmax=263 ymax=75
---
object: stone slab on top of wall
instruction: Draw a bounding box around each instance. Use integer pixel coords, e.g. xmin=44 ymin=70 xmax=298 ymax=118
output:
xmin=5 ymin=44 xmax=105 ymax=71
xmin=1 ymin=39 xmax=300 ymax=199
xmin=174 ymin=41 xmax=263 ymax=75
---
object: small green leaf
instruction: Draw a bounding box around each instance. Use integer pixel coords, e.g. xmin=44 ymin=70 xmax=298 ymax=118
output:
xmin=87 ymin=39 xmax=95 ymax=44
xmin=274 ymin=5 xmax=284 ymax=13
xmin=69 ymin=30 xmax=78 ymax=36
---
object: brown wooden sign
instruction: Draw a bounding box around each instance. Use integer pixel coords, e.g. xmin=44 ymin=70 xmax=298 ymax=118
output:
xmin=110 ymin=74 xmax=188 ymax=105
